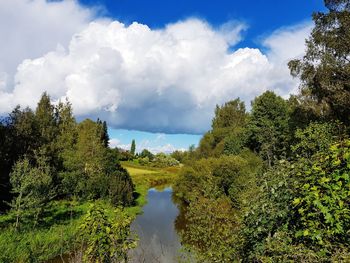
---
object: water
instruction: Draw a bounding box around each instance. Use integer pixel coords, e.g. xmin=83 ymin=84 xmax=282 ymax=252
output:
xmin=129 ymin=187 xmax=182 ymax=263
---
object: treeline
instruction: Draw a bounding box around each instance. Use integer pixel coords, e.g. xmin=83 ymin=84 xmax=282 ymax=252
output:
xmin=0 ymin=93 xmax=134 ymax=229
xmin=174 ymin=1 xmax=350 ymax=262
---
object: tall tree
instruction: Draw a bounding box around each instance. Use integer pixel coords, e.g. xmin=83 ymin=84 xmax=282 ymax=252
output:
xmin=101 ymin=121 xmax=109 ymax=148
xmin=0 ymin=107 xmax=39 ymax=209
xmin=247 ymin=91 xmax=290 ymax=166
xmin=289 ymin=0 xmax=350 ymax=125
xmin=35 ymin=92 xmax=57 ymax=144
xmin=130 ymin=139 xmax=136 ymax=156
xmin=55 ymin=99 xmax=77 ymax=171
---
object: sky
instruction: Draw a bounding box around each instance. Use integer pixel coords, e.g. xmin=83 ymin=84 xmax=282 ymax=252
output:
xmin=0 ymin=0 xmax=326 ymax=153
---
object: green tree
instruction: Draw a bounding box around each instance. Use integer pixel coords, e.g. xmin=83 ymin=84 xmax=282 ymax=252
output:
xmin=96 ymin=119 xmax=109 ymax=148
xmin=247 ymin=91 xmax=290 ymax=166
xmin=55 ymin=99 xmax=77 ymax=154
xmin=130 ymin=139 xmax=136 ymax=156
xmin=35 ymin=92 xmax=57 ymax=144
xmin=288 ymin=0 xmax=350 ymax=125
xmin=212 ymin=98 xmax=247 ymax=130
xmin=139 ymin=149 xmax=154 ymax=161
xmin=8 ymin=158 xmax=33 ymax=230
xmin=9 ymin=156 xmax=54 ymax=229
xmin=60 ymin=119 xmax=134 ymax=205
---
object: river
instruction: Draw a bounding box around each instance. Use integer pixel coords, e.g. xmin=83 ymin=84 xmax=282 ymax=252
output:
xmin=129 ymin=187 xmax=184 ymax=263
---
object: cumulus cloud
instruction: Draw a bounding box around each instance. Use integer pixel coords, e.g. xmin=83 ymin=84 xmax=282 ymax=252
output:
xmin=0 ymin=2 xmax=312 ymax=134
xmin=0 ymin=0 xmax=96 ymax=92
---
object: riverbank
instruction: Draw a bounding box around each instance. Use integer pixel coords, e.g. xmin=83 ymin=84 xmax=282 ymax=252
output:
xmin=0 ymin=162 xmax=180 ymax=262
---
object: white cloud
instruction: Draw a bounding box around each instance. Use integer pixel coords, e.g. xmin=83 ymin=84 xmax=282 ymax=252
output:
xmin=109 ymin=138 xmax=121 ymax=148
xmin=147 ymin=144 xmax=184 ymax=154
xmin=0 ymin=0 xmax=96 ymax=93
xmin=0 ymin=2 xmax=312 ymax=134
xmin=109 ymin=137 xmax=184 ymax=154
xmin=262 ymin=22 xmax=313 ymax=96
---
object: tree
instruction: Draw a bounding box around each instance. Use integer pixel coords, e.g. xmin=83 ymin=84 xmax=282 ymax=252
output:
xmin=0 ymin=107 xmax=40 ymax=210
xmin=288 ymin=0 xmax=350 ymax=125
xmin=130 ymin=139 xmax=136 ymax=156
xmin=35 ymin=92 xmax=57 ymax=144
xmin=198 ymin=98 xmax=248 ymax=158
xmin=9 ymin=156 xmax=54 ymax=229
xmin=96 ymin=119 xmax=109 ymax=148
xmin=102 ymin=121 xmax=109 ymax=148
xmin=8 ymin=158 xmax=33 ymax=230
xmin=247 ymin=91 xmax=290 ymax=166
xmin=56 ymin=99 xmax=77 ymax=153
xmin=212 ymin=98 xmax=247 ymax=130
xmin=139 ymin=149 xmax=154 ymax=161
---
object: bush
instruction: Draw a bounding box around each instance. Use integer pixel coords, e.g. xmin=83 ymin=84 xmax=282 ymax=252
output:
xmin=151 ymin=153 xmax=179 ymax=167
xmin=79 ymin=203 xmax=137 ymax=263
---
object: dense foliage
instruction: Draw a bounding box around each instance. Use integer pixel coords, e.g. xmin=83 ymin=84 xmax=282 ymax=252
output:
xmin=79 ymin=203 xmax=137 ymax=263
xmin=0 ymin=94 xmax=135 ymax=261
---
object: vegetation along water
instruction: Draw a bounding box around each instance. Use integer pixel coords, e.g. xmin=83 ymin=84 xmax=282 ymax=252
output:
xmin=0 ymin=0 xmax=350 ymax=262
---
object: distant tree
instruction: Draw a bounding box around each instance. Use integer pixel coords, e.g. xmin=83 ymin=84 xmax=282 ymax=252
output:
xmin=139 ymin=149 xmax=154 ymax=160
xmin=96 ymin=118 xmax=109 ymax=148
xmin=130 ymin=139 xmax=136 ymax=156
xmin=171 ymin=150 xmax=187 ymax=163
xmin=102 ymin=121 xmax=109 ymax=148
xmin=188 ymin=144 xmax=196 ymax=153
xmin=198 ymin=98 xmax=248 ymax=158
xmin=288 ymin=0 xmax=350 ymax=125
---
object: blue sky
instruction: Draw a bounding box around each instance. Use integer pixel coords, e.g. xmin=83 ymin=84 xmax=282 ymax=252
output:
xmin=78 ymin=0 xmax=325 ymax=48
xmin=108 ymin=128 xmax=200 ymax=153
xmin=0 ymin=0 xmax=326 ymax=153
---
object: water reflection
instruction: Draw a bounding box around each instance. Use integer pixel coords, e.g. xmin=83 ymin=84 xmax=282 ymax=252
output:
xmin=129 ymin=187 xmax=182 ymax=263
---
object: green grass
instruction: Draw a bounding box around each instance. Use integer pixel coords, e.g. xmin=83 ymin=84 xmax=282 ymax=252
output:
xmin=0 ymin=200 xmax=91 ymax=262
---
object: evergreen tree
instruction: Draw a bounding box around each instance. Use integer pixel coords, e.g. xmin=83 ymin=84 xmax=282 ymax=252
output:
xmin=102 ymin=121 xmax=109 ymax=148
xmin=130 ymin=139 xmax=136 ymax=156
